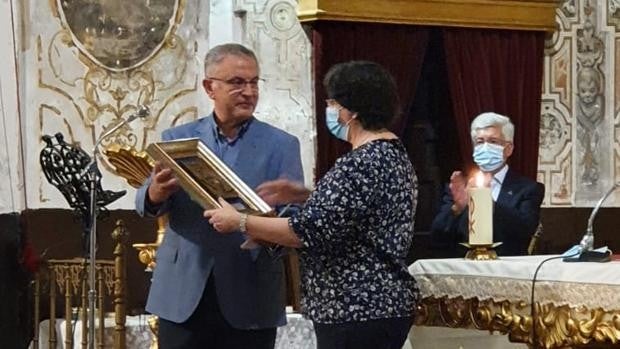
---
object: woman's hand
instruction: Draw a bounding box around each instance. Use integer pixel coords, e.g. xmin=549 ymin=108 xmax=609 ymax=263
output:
xmin=204 ymin=197 xmax=241 ymax=233
xmin=256 ymin=179 xmax=310 ymax=206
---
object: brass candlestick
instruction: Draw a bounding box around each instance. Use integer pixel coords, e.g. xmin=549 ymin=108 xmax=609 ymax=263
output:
xmin=460 ymin=242 xmax=503 ymax=260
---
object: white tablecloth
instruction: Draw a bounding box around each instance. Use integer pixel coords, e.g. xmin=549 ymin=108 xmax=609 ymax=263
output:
xmin=31 ymin=312 xmax=420 ymax=349
xmin=31 ymin=313 xmax=317 ymax=349
xmin=276 ymin=313 xmax=316 ymax=349
xmin=30 ymin=315 xmax=152 ymax=349
xmin=409 ymin=255 xmax=620 ymax=311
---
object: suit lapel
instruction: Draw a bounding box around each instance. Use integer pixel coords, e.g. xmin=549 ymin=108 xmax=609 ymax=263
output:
xmin=196 ymin=113 xmax=218 ymax=151
xmin=497 ymin=168 xmax=518 ymax=204
xmin=234 ymin=120 xmax=262 ymax=181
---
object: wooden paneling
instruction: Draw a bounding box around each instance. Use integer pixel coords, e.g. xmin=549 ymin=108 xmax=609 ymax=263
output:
xmin=298 ymin=0 xmax=558 ymax=31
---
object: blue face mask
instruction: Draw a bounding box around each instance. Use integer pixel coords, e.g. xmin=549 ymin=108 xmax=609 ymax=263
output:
xmin=473 ymin=142 xmax=505 ymax=172
xmin=326 ymin=106 xmax=349 ymax=141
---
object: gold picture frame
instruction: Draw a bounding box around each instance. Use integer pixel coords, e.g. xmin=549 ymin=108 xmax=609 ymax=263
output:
xmin=146 ymin=138 xmax=274 ymax=215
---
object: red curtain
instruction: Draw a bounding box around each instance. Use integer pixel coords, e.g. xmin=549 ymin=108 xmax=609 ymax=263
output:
xmin=308 ymin=21 xmax=429 ymax=180
xmin=442 ymin=27 xmax=545 ymax=180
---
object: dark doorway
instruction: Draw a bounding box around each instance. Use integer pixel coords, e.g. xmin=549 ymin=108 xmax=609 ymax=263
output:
xmin=402 ymin=29 xmax=463 ymax=262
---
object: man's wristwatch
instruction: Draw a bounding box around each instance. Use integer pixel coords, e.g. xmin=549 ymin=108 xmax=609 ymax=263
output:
xmin=239 ymin=213 xmax=248 ymax=233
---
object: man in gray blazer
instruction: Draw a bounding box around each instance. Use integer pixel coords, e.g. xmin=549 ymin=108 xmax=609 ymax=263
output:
xmin=136 ymin=43 xmax=304 ymax=348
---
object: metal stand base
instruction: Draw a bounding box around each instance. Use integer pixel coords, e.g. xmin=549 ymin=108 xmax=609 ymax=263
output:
xmin=460 ymin=242 xmax=503 ymax=260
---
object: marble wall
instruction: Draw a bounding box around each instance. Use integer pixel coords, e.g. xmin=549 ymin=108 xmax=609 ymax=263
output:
xmin=4 ymin=0 xmax=620 ymax=212
xmin=0 ymin=0 xmax=24 ymax=213
xmin=0 ymin=0 xmax=314 ymax=214
xmin=539 ymin=0 xmax=620 ymax=207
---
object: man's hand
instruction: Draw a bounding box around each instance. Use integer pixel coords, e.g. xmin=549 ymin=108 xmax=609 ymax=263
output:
xmin=147 ymin=161 xmax=179 ymax=205
xmin=450 ymin=171 xmax=495 ymax=215
xmin=256 ymin=179 xmax=310 ymax=206
xmin=449 ymin=171 xmax=469 ymax=215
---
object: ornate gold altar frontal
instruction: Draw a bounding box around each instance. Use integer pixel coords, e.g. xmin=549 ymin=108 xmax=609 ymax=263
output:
xmin=298 ymin=0 xmax=558 ymax=32
xmin=410 ymin=256 xmax=620 ymax=348
xmin=416 ymin=296 xmax=620 ymax=348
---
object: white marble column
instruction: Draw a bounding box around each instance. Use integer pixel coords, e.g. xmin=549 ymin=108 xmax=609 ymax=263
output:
xmin=0 ymin=0 xmax=25 ymax=214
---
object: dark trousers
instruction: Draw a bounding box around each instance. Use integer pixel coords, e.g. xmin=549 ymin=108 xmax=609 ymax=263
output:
xmin=158 ymin=275 xmax=277 ymax=349
xmin=313 ymin=317 xmax=413 ymax=349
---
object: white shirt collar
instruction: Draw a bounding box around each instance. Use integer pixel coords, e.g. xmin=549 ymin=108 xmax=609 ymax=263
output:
xmin=489 ymin=164 xmax=508 ymax=201
xmin=494 ymin=164 xmax=509 ymax=184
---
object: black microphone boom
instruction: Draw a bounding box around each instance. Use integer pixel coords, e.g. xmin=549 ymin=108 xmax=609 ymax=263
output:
xmin=93 ymin=106 xmax=150 ymax=157
xmin=80 ymin=105 xmax=150 ymax=177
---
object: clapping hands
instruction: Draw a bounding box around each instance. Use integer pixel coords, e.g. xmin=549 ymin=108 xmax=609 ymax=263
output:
xmin=449 ymin=171 xmax=492 ymax=215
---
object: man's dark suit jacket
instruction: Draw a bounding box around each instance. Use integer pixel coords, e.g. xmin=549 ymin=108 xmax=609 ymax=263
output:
xmin=431 ymin=168 xmax=545 ymax=257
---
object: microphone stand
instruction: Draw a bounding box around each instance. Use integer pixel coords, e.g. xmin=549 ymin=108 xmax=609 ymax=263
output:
xmin=564 ymin=183 xmax=617 ymax=263
xmin=81 ymin=106 xmax=149 ymax=348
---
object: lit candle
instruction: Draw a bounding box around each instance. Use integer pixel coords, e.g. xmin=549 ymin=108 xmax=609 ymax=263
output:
xmin=468 ymin=172 xmax=493 ymax=245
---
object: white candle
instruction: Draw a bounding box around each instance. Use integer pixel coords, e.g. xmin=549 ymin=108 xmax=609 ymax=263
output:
xmin=468 ymin=173 xmax=493 ymax=245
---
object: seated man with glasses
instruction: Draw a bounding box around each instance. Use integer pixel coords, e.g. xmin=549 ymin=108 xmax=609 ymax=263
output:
xmin=135 ymin=43 xmax=303 ymax=349
xmin=431 ymin=112 xmax=544 ymax=257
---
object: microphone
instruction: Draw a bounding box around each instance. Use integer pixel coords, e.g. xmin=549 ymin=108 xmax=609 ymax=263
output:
xmin=93 ymin=105 xmax=150 ymax=152
xmin=81 ymin=105 xmax=150 ymax=177
xmin=563 ymin=183 xmax=617 ymax=262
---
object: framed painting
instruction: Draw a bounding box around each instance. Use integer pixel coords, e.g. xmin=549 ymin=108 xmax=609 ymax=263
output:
xmin=146 ymin=138 xmax=273 ymax=215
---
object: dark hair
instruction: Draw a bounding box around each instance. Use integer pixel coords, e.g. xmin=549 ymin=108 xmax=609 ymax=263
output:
xmin=323 ymin=61 xmax=399 ymax=130
xmin=204 ymin=43 xmax=259 ymax=76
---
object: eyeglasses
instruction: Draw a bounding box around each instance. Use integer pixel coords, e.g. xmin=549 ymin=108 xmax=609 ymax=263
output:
xmin=474 ymin=137 xmax=510 ymax=146
xmin=208 ymin=76 xmax=264 ymax=91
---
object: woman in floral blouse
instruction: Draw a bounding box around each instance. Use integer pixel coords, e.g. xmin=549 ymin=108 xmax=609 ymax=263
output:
xmin=205 ymin=61 xmax=419 ymax=349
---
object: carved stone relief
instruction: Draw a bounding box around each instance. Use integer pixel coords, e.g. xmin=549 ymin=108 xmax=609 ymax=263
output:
xmin=56 ymin=0 xmax=179 ymax=72
xmin=22 ymin=0 xmax=204 ymax=209
xmin=539 ymin=0 xmax=620 ymax=206
xmin=233 ymin=0 xmax=315 ymax=185
xmin=13 ymin=0 xmax=314 ymax=210
xmin=607 ymin=0 xmax=620 ymax=28
xmin=539 ymin=0 xmax=575 ymax=206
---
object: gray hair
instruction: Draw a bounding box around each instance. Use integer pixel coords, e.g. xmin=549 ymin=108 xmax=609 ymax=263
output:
xmin=203 ymin=43 xmax=258 ymax=77
xmin=470 ymin=112 xmax=514 ymax=142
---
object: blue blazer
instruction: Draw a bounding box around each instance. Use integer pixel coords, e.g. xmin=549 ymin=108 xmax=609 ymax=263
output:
xmin=431 ymin=168 xmax=544 ymax=257
xmin=136 ymin=115 xmax=304 ymax=329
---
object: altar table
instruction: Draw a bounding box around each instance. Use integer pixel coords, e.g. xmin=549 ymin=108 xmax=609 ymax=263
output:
xmin=409 ymin=255 xmax=620 ymax=348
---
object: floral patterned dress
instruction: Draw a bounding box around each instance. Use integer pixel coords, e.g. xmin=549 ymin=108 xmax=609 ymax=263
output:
xmin=290 ymin=139 xmax=419 ymax=324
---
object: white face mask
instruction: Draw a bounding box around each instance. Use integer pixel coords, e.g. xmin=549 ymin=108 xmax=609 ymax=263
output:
xmin=473 ymin=142 xmax=505 ymax=172
xmin=326 ymin=106 xmax=352 ymax=141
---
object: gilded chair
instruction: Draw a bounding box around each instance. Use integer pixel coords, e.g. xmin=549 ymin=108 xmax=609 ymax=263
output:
xmin=31 ymin=220 xmax=129 ymax=349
